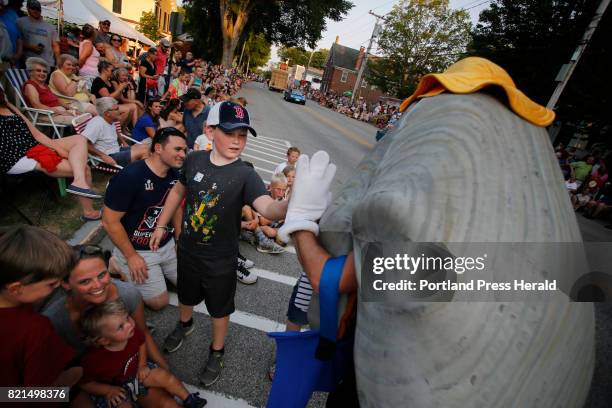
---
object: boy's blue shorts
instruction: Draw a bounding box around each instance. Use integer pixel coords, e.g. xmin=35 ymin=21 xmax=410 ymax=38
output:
xmin=286 ymin=281 xmax=309 ymax=326
xmin=90 ymin=362 xmax=157 ymax=408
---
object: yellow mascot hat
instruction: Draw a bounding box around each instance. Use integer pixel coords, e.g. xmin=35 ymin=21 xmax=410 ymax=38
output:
xmin=400 ymin=57 xmax=555 ymax=127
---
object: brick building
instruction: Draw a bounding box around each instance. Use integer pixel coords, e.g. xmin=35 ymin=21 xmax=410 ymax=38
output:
xmin=321 ymin=37 xmax=385 ymax=105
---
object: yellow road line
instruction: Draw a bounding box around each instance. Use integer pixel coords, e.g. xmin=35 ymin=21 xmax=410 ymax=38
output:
xmin=303 ymin=105 xmax=375 ymax=148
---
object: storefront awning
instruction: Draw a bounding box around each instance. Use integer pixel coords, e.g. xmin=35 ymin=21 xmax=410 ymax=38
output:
xmin=40 ymin=0 xmax=155 ymax=46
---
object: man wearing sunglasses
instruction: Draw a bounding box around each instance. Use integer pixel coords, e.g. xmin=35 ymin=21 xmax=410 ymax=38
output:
xmin=102 ymin=127 xmax=187 ymax=311
xmin=94 ymin=19 xmax=111 ymax=53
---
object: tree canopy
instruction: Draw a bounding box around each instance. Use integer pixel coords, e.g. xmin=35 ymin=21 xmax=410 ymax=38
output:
xmin=277 ymin=47 xmax=329 ymax=69
xmin=240 ymin=32 xmax=271 ymax=70
xmin=366 ymin=0 xmax=472 ymax=99
xmin=137 ymin=10 xmax=162 ymax=42
xmin=183 ymin=0 xmax=222 ymax=62
xmin=182 ymin=0 xmax=352 ymax=66
xmin=468 ymin=0 xmax=611 ymax=147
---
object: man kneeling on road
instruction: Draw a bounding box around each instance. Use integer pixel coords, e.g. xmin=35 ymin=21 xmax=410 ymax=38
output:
xmin=102 ymin=127 xmax=187 ymax=310
xmin=82 ymin=97 xmax=149 ymax=168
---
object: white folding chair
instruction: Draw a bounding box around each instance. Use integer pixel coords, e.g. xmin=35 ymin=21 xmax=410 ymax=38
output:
xmin=5 ymin=68 xmax=67 ymax=138
xmin=49 ymin=87 xmax=85 ymax=110
xmin=72 ymin=114 xmax=142 ymax=173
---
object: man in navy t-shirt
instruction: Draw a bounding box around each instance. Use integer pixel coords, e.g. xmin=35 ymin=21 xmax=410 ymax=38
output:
xmin=181 ymin=88 xmax=209 ymax=149
xmin=102 ymin=127 xmax=188 ymax=310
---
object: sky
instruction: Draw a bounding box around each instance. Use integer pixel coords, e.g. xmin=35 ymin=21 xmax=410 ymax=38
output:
xmin=176 ymin=0 xmax=491 ymax=64
xmin=269 ymin=0 xmax=490 ymax=64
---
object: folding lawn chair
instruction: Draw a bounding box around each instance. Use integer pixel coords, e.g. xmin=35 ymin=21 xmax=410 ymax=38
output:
xmin=48 ymin=85 xmax=89 ymax=112
xmin=0 ymin=79 xmax=68 ymax=197
xmin=5 ymin=68 xmax=67 ymax=139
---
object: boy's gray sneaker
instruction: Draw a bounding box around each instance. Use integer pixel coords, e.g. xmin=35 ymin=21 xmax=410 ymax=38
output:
xmin=199 ymin=350 xmax=224 ymax=387
xmin=163 ymin=321 xmax=195 ymax=353
xmin=256 ymin=236 xmax=285 ymax=254
xmin=239 ymin=230 xmax=256 ymax=245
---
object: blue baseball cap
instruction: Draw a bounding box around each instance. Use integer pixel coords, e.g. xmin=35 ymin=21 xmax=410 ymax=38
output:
xmin=217 ymin=101 xmax=257 ymax=137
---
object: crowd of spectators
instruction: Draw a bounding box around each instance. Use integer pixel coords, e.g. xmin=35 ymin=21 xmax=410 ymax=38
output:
xmin=4 ymin=2 xmax=611 ymax=403
xmin=1 ymin=29 xmax=285 ymax=400
xmin=1 ymin=0 xmax=250 ymax=224
xmin=0 ymin=0 xmax=246 ymax=110
xmin=306 ymin=88 xmax=401 ymax=129
xmin=557 ymin=143 xmax=611 ymax=228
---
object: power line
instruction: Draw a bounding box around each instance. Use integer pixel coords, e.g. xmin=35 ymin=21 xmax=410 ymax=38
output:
xmin=334 ymin=0 xmax=489 ymax=51
xmin=339 ymin=0 xmax=395 ymax=27
xmin=459 ymin=0 xmax=488 ymax=9
xmin=330 ymin=0 xmax=395 ymax=42
xmin=463 ymin=0 xmax=491 ymax=11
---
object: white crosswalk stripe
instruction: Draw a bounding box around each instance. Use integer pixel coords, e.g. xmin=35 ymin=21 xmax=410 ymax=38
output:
xmin=254 ymin=136 xmax=292 ymax=149
xmin=184 ymin=384 xmax=256 ymax=408
xmin=253 ymin=165 xmax=274 ymax=175
xmin=243 ymin=146 xmax=287 ymax=161
xmin=168 ymin=293 xmax=286 ymax=333
xmin=242 ymin=135 xmax=290 ymax=181
xmin=241 ymin=152 xmax=281 ymax=166
xmin=250 ymin=267 xmax=297 ymax=286
xmin=246 ymin=140 xmax=289 ymax=155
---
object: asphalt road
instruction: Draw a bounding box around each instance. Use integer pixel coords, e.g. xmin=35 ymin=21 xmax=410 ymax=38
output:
xmin=96 ymin=82 xmax=611 ymax=407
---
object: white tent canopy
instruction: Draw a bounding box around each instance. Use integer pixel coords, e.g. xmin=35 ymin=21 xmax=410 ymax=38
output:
xmin=41 ymin=0 xmax=155 ymax=46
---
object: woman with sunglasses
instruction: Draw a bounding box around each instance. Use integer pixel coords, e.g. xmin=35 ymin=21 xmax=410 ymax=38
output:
xmin=42 ymin=245 xmax=177 ymax=406
xmin=92 ymin=60 xmax=137 ymax=129
xmin=106 ymin=34 xmax=130 ymax=69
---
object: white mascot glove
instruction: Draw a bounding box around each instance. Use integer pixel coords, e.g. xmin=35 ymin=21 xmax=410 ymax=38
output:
xmin=278 ymin=151 xmax=336 ymax=243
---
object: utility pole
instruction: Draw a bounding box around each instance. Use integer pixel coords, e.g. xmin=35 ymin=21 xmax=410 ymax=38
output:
xmin=547 ymin=0 xmax=610 ymax=110
xmin=238 ymin=40 xmax=247 ymax=68
xmin=304 ymin=49 xmax=315 ymax=85
xmin=351 ymin=11 xmax=384 ymax=104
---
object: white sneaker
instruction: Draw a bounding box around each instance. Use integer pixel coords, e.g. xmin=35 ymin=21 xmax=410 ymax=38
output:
xmin=237 ymin=264 xmax=258 ymax=284
xmin=237 ymin=254 xmax=254 ymax=269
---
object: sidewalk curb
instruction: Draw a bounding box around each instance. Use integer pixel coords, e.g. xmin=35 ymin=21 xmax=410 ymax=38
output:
xmin=67 ymin=220 xmax=105 ymax=246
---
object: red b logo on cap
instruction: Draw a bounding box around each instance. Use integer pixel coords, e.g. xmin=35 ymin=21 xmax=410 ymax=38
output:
xmin=234 ymin=105 xmax=244 ymax=120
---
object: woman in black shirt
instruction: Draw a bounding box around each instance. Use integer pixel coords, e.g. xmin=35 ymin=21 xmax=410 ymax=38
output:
xmin=91 ymin=61 xmax=137 ymax=127
xmin=137 ymin=47 xmax=158 ymax=104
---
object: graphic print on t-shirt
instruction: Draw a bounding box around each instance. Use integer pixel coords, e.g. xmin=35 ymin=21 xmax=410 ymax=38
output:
xmin=131 ymin=180 xmax=176 ymax=248
xmin=123 ymin=350 xmax=139 ymax=378
xmin=186 ymin=182 xmax=220 ymax=242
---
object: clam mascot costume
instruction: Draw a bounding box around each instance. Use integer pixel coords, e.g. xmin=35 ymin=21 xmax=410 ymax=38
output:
xmin=292 ymin=57 xmax=594 ymax=407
